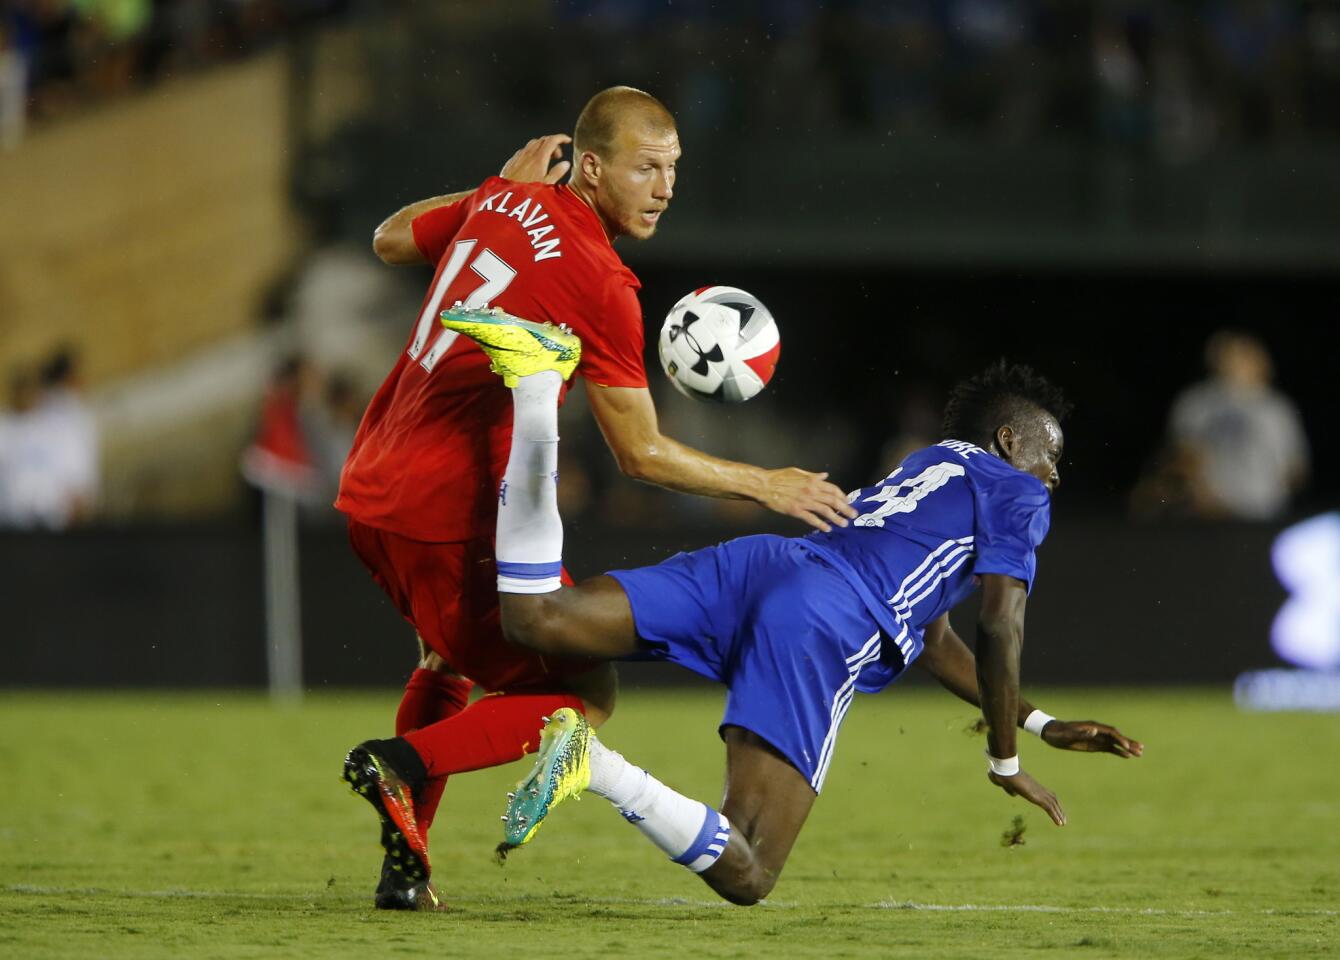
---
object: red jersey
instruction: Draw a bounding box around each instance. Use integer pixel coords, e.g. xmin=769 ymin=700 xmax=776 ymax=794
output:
xmin=335 ymin=177 xmax=647 ymax=541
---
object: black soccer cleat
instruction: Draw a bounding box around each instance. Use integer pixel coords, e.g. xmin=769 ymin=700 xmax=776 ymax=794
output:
xmin=343 ymin=738 xmax=434 ymax=897
xmin=372 ymin=823 xmax=446 ymax=911
xmin=374 ymin=852 xmax=445 ymax=910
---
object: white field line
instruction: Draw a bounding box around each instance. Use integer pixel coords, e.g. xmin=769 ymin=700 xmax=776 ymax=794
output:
xmin=5 ymin=885 xmax=1338 ymax=918
xmin=874 ymin=901 xmax=1338 ymax=918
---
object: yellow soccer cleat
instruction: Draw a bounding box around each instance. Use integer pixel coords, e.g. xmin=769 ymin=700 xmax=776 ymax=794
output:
xmin=496 ymin=707 xmax=591 ymax=858
xmin=440 ymin=304 xmax=581 ymax=387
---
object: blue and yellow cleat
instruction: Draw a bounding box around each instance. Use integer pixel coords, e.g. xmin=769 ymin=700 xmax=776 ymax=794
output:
xmin=440 ymin=304 xmax=581 ymax=387
xmin=496 ymin=708 xmax=591 ymax=859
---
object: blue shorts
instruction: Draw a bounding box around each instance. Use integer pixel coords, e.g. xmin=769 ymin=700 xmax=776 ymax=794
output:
xmin=607 ymin=534 xmax=888 ymax=793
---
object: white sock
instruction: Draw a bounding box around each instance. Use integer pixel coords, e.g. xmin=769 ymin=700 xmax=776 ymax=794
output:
xmin=587 ymin=736 xmax=731 ymax=874
xmin=496 ymin=371 xmax=564 ymax=594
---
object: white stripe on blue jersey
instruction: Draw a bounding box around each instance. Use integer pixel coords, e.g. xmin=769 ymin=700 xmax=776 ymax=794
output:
xmin=804 ymin=441 xmax=1050 ymax=698
xmin=813 ymin=629 xmax=884 ymax=790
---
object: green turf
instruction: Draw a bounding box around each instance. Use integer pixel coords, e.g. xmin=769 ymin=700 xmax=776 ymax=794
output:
xmin=2 ymin=687 xmax=1337 ymax=959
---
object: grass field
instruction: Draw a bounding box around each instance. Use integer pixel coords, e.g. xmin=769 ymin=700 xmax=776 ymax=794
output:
xmin=3 ymin=686 xmax=1337 ymax=959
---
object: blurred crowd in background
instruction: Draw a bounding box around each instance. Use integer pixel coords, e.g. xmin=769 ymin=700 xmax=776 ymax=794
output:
xmin=3 ymin=1 xmax=1339 ymax=153
xmin=0 ymin=327 xmax=1313 ymax=530
xmin=0 ymin=0 xmax=349 ymax=146
xmin=544 ymin=0 xmax=1340 ymax=155
xmin=0 ymin=1 xmax=1329 ymax=533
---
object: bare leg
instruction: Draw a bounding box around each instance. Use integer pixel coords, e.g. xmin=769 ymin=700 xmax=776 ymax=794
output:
xmin=699 ymin=726 xmax=816 ymax=905
xmin=558 ymin=661 xmax=618 ymax=728
xmin=579 ymin=723 xmax=816 ymax=906
xmin=499 ymin=574 xmax=643 ymax=660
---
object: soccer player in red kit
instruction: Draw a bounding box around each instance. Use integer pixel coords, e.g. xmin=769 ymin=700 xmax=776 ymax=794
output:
xmin=335 ymin=87 xmax=856 ymax=910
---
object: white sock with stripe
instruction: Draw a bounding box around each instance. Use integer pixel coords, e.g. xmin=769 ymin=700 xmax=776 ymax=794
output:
xmin=587 ymin=736 xmax=731 ymax=874
xmin=495 ymin=370 xmax=564 ymax=594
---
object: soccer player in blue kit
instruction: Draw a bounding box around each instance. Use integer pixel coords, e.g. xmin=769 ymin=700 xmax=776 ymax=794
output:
xmin=347 ymin=309 xmax=1144 ymax=906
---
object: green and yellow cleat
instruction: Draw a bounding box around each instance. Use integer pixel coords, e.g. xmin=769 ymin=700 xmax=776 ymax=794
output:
xmin=440 ymin=304 xmax=581 ymax=387
xmin=496 ymin=708 xmax=591 ymax=859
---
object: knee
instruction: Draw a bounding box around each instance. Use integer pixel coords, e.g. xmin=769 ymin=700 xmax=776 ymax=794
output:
xmin=707 ymin=864 xmax=777 ymax=907
xmin=566 ymin=663 xmax=617 ymax=728
xmin=499 ymin=593 xmax=561 ymax=653
xmin=718 ymin=875 xmax=775 ymax=907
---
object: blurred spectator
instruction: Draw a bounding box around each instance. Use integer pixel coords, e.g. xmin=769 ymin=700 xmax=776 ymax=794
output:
xmin=1201 ymin=0 xmax=1301 ymax=142
xmin=1092 ymin=5 xmax=1154 ymax=147
xmin=941 ymin=0 xmax=1042 ymax=138
xmin=241 ymin=354 xmax=365 ymax=521
xmin=0 ymin=21 xmax=26 ymax=148
xmin=3 ymin=0 xmax=349 ymax=128
xmin=241 ymin=353 xmax=318 ymax=500
xmin=77 ymin=0 xmax=153 ymax=98
xmin=8 ymin=0 xmax=79 ymax=119
xmin=0 ymin=347 xmax=100 ymax=529
xmin=301 ymin=369 xmax=362 ymax=509
xmin=1301 ymin=0 xmax=1340 ymax=137
xmin=1132 ymin=330 xmax=1309 ymax=520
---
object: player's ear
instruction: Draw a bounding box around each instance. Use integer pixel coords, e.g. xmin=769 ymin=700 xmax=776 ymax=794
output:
xmin=995 ymin=424 xmax=1016 ymax=461
xmin=580 ymin=150 xmax=602 ymax=186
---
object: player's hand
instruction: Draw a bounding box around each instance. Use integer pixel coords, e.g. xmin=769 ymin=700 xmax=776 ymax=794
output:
xmin=759 ymin=469 xmax=859 ymax=533
xmin=1041 ymin=719 xmax=1144 ymax=759
xmin=989 ymin=769 xmax=1067 ymax=826
xmin=501 ymin=134 xmax=572 ymax=184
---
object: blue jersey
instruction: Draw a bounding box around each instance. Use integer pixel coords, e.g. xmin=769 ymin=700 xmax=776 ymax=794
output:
xmin=802 ymin=440 xmax=1051 ymax=692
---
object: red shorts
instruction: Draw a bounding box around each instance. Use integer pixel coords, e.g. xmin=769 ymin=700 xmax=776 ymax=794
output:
xmin=346 ymin=518 xmax=594 ymax=692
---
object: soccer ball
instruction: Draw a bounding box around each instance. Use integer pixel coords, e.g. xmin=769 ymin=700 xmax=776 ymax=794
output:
xmin=657 ymin=286 xmax=780 ymax=403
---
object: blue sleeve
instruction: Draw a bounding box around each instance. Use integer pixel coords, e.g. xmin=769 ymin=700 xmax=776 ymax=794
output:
xmin=972 ymin=472 xmax=1051 ymax=592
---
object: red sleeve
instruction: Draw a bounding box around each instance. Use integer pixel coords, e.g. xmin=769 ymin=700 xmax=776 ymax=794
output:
xmin=410 ymin=198 xmax=471 ymax=265
xmin=578 ymin=277 xmax=649 ymax=389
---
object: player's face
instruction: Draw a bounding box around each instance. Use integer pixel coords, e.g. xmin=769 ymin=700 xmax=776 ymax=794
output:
xmin=595 ymin=127 xmax=680 ymax=240
xmin=1001 ymin=415 xmax=1064 ymax=494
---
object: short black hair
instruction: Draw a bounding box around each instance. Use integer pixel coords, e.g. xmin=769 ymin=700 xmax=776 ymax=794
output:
xmin=942 ymin=360 xmax=1071 ymax=447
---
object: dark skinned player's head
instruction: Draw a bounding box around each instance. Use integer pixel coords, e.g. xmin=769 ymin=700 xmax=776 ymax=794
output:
xmin=942 ymin=361 xmax=1072 ymax=494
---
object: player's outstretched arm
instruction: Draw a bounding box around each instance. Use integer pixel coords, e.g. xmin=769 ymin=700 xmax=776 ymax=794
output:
xmin=916 ymin=614 xmax=1144 ymax=760
xmin=974 ymin=575 xmax=1028 ymax=761
xmin=372 ymin=134 xmax=574 ymax=265
xmin=588 ymin=383 xmax=856 ymax=532
xmin=918 ymin=613 xmax=1048 ymax=723
xmin=372 ymin=191 xmax=476 ymax=265
xmin=976 ymin=574 xmax=1067 ymax=826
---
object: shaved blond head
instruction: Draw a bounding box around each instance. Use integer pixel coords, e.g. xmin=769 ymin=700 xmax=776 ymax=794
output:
xmin=573 ymin=86 xmax=677 ymax=160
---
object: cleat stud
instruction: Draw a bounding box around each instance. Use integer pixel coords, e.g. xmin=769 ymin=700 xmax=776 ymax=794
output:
xmin=506 ymin=792 xmax=515 ymax=800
